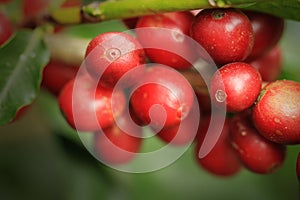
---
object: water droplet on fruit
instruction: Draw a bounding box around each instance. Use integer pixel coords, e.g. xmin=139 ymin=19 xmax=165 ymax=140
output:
xmin=241 ymin=131 xmax=247 ymax=136
xmin=215 ymin=90 xmax=226 ymax=102
xmin=274 ymin=118 xmax=281 ymax=124
xmin=105 ymin=48 xmax=121 ymax=61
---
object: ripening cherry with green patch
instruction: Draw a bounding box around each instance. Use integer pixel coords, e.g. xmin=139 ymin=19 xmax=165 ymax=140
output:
xmin=252 ymin=80 xmax=300 ymax=144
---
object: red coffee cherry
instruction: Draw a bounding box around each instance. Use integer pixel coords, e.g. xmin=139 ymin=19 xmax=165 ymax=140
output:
xmin=10 ymin=105 xmax=31 ymax=123
xmin=151 ymin=103 xmax=199 ymax=146
xmin=85 ymin=32 xmax=146 ymax=88
xmin=252 ymin=80 xmax=300 ymax=144
xmin=130 ymin=65 xmax=194 ymax=130
xmin=94 ymin=112 xmax=143 ymax=165
xmin=0 ymin=12 xmax=13 ymax=46
xmin=129 ymin=103 xmax=147 ymax=126
xmin=58 ymin=74 xmax=126 ymax=132
xmin=190 ymin=8 xmax=253 ymax=65
xmin=210 ymin=62 xmax=262 ymax=113
xmin=42 ymin=60 xmax=79 ymax=96
xmin=23 ymin=0 xmax=50 ymax=19
xmin=249 ymin=45 xmax=282 ymax=82
xmin=136 ymin=11 xmax=197 ymax=69
xmin=195 ymin=117 xmax=242 ymax=176
xmin=230 ymin=110 xmax=286 ymax=174
xmin=243 ymin=10 xmax=284 ymax=61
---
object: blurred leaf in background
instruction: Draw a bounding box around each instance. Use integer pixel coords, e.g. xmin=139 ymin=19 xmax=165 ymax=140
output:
xmin=0 ymin=29 xmax=50 ymax=125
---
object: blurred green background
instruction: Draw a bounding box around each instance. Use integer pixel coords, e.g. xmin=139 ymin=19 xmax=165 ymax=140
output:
xmin=0 ymin=18 xmax=300 ymax=200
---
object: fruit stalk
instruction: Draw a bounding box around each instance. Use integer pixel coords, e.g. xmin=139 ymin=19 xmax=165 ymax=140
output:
xmin=81 ymin=0 xmax=209 ymax=22
xmin=49 ymin=0 xmax=300 ymax=24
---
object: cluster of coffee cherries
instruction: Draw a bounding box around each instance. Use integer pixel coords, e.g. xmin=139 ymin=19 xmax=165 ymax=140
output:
xmin=56 ymin=8 xmax=300 ymax=178
xmin=2 ymin=0 xmax=299 ymax=179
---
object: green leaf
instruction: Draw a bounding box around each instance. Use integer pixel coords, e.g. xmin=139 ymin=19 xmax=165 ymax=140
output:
xmin=240 ymin=0 xmax=300 ymax=21
xmin=0 ymin=29 xmax=50 ymax=125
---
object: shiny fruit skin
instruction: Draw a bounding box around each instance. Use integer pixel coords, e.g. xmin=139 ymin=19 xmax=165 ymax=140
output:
xmin=195 ymin=117 xmax=241 ymax=176
xmin=130 ymin=65 xmax=194 ymax=130
xmin=151 ymin=103 xmax=199 ymax=146
xmin=58 ymin=74 xmax=126 ymax=132
xmin=136 ymin=12 xmax=197 ymax=69
xmin=210 ymin=62 xmax=262 ymax=113
xmin=252 ymin=80 xmax=300 ymax=144
xmin=243 ymin=10 xmax=284 ymax=61
xmin=42 ymin=60 xmax=79 ymax=96
xmin=231 ymin=110 xmax=286 ymax=174
xmin=190 ymin=8 xmax=254 ymax=65
xmin=249 ymin=45 xmax=282 ymax=82
xmin=94 ymin=112 xmax=142 ymax=165
xmin=85 ymin=32 xmax=146 ymax=88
